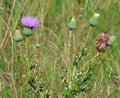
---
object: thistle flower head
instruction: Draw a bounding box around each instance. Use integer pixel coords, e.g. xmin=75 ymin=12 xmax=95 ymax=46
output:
xmin=23 ymin=27 xmax=33 ymax=36
xmin=89 ymin=13 xmax=100 ymax=27
xmin=21 ymin=16 xmax=39 ymax=28
xmin=67 ymin=16 xmax=77 ymax=30
xmin=108 ymin=35 xmax=116 ymax=47
xmin=96 ymin=32 xmax=109 ymax=52
xmin=13 ymin=30 xmax=23 ymax=42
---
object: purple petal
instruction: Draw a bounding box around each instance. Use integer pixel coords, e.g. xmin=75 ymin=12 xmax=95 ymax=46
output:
xmin=21 ymin=16 xmax=39 ymax=27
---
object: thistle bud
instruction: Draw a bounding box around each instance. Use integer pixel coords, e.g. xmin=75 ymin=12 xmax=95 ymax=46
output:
xmin=96 ymin=32 xmax=109 ymax=52
xmin=89 ymin=13 xmax=100 ymax=27
xmin=107 ymin=36 xmax=116 ymax=47
xmin=23 ymin=27 xmax=33 ymax=36
xmin=67 ymin=17 xmax=77 ymax=30
xmin=13 ymin=30 xmax=23 ymax=42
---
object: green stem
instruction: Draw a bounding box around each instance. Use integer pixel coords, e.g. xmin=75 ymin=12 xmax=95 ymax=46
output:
xmin=68 ymin=30 xmax=72 ymax=57
xmin=68 ymin=30 xmax=72 ymax=77
xmin=73 ymin=31 xmax=76 ymax=60
xmin=86 ymin=26 xmax=92 ymax=43
xmin=25 ymin=37 xmax=31 ymax=76
xmin=84 ymin=26 xmax=92 ymax=47
xmin=18 ymin=42 xmax=23 ymax=98
xmin=90 ymin=52 xmax=100 ymax=68
xmin=26 ymin=37 xmax=30 ymax=67
xmin=50 ymin=62 xmax=56 ymax=97
xmin=68 ymin=30 xmax=75 ymax=89
xmin=18 ymin=42 xmax=23 ymax=53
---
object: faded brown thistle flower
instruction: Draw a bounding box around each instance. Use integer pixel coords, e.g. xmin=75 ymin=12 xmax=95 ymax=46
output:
xmin=96 ymin=32 xmax=109 ymax=52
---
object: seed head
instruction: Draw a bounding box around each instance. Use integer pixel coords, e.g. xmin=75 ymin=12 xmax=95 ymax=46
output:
xmin=96 ymin=32 xmax=109 ymax=52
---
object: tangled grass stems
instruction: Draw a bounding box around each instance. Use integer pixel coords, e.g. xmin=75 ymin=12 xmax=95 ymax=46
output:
xmin=0 ymin=0 xmax=28 ymax=51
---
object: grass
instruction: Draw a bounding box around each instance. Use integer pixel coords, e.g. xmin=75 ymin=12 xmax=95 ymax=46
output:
xmin=0 ymin=0 xmax=120 ymax=98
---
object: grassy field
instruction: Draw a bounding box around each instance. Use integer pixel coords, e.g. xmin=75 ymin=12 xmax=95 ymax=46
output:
xmin=0 ymin=0 xmax=120 ymax=98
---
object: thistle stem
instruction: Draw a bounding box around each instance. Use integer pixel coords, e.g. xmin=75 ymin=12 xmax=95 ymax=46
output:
xmin=68 ymin=30 xmax=72 ymax=57
xmin=18 ymin=42 xmax=23 ymax=98
xmin=68 ymin=30 xmax=72 ymax=77
xmin=73 ymin=31 xmax=76 ymax=60
xmin=26 ymin=37 xmax=30 ymax=67
xmin=25 ymin=37 xmax=31 ymax=76
xmin=81 ymin=52 xmax=100 ymax=84
xmin=50 ymin=60 xmax=56 ymax=97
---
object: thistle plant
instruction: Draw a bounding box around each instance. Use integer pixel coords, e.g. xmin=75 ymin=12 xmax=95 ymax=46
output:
xmin=1 ymin=1 xmax=119 ymax=98
xmin=61 ymin=13 xmax=104 ymax=97
xmin=20 ymin=16 xmax=40 ymax=92
xmin=13 ymin=16 xmax=49 ymax=97
xmin=20 ymin=16 xmax=50 ymax=97
xmin=12 ymin=13 xmax=114 ymax=98
xmin=21 ymin=16 xmax=39 ymax=67
xmin=61 ymin=32 xmax=111 ymax=97
xmin=67 ymin=16 xmax=77 ymax=57
xmin=67 ymin=16 xmax=77 ymax=75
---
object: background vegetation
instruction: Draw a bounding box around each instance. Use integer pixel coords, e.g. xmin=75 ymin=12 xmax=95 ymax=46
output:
xmin=0 ymin=0 xmax=120 ymax=98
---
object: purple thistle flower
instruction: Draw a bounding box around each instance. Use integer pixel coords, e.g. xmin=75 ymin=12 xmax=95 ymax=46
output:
xmin=21 ymin=16 xmax=39 ymax=28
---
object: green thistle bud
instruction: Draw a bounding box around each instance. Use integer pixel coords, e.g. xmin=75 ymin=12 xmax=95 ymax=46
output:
xmin=67 ymin=17 xmax=77 ymax=30
xmin=23 ymin=27 xmax=33 ymax=36
xmin=108 ymin=36 xmax=116 ymax=47
xmin=13 ymin=30 xmax=23 ymax=42
xmin=89 ymin=13 xmax=100 ymax=27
